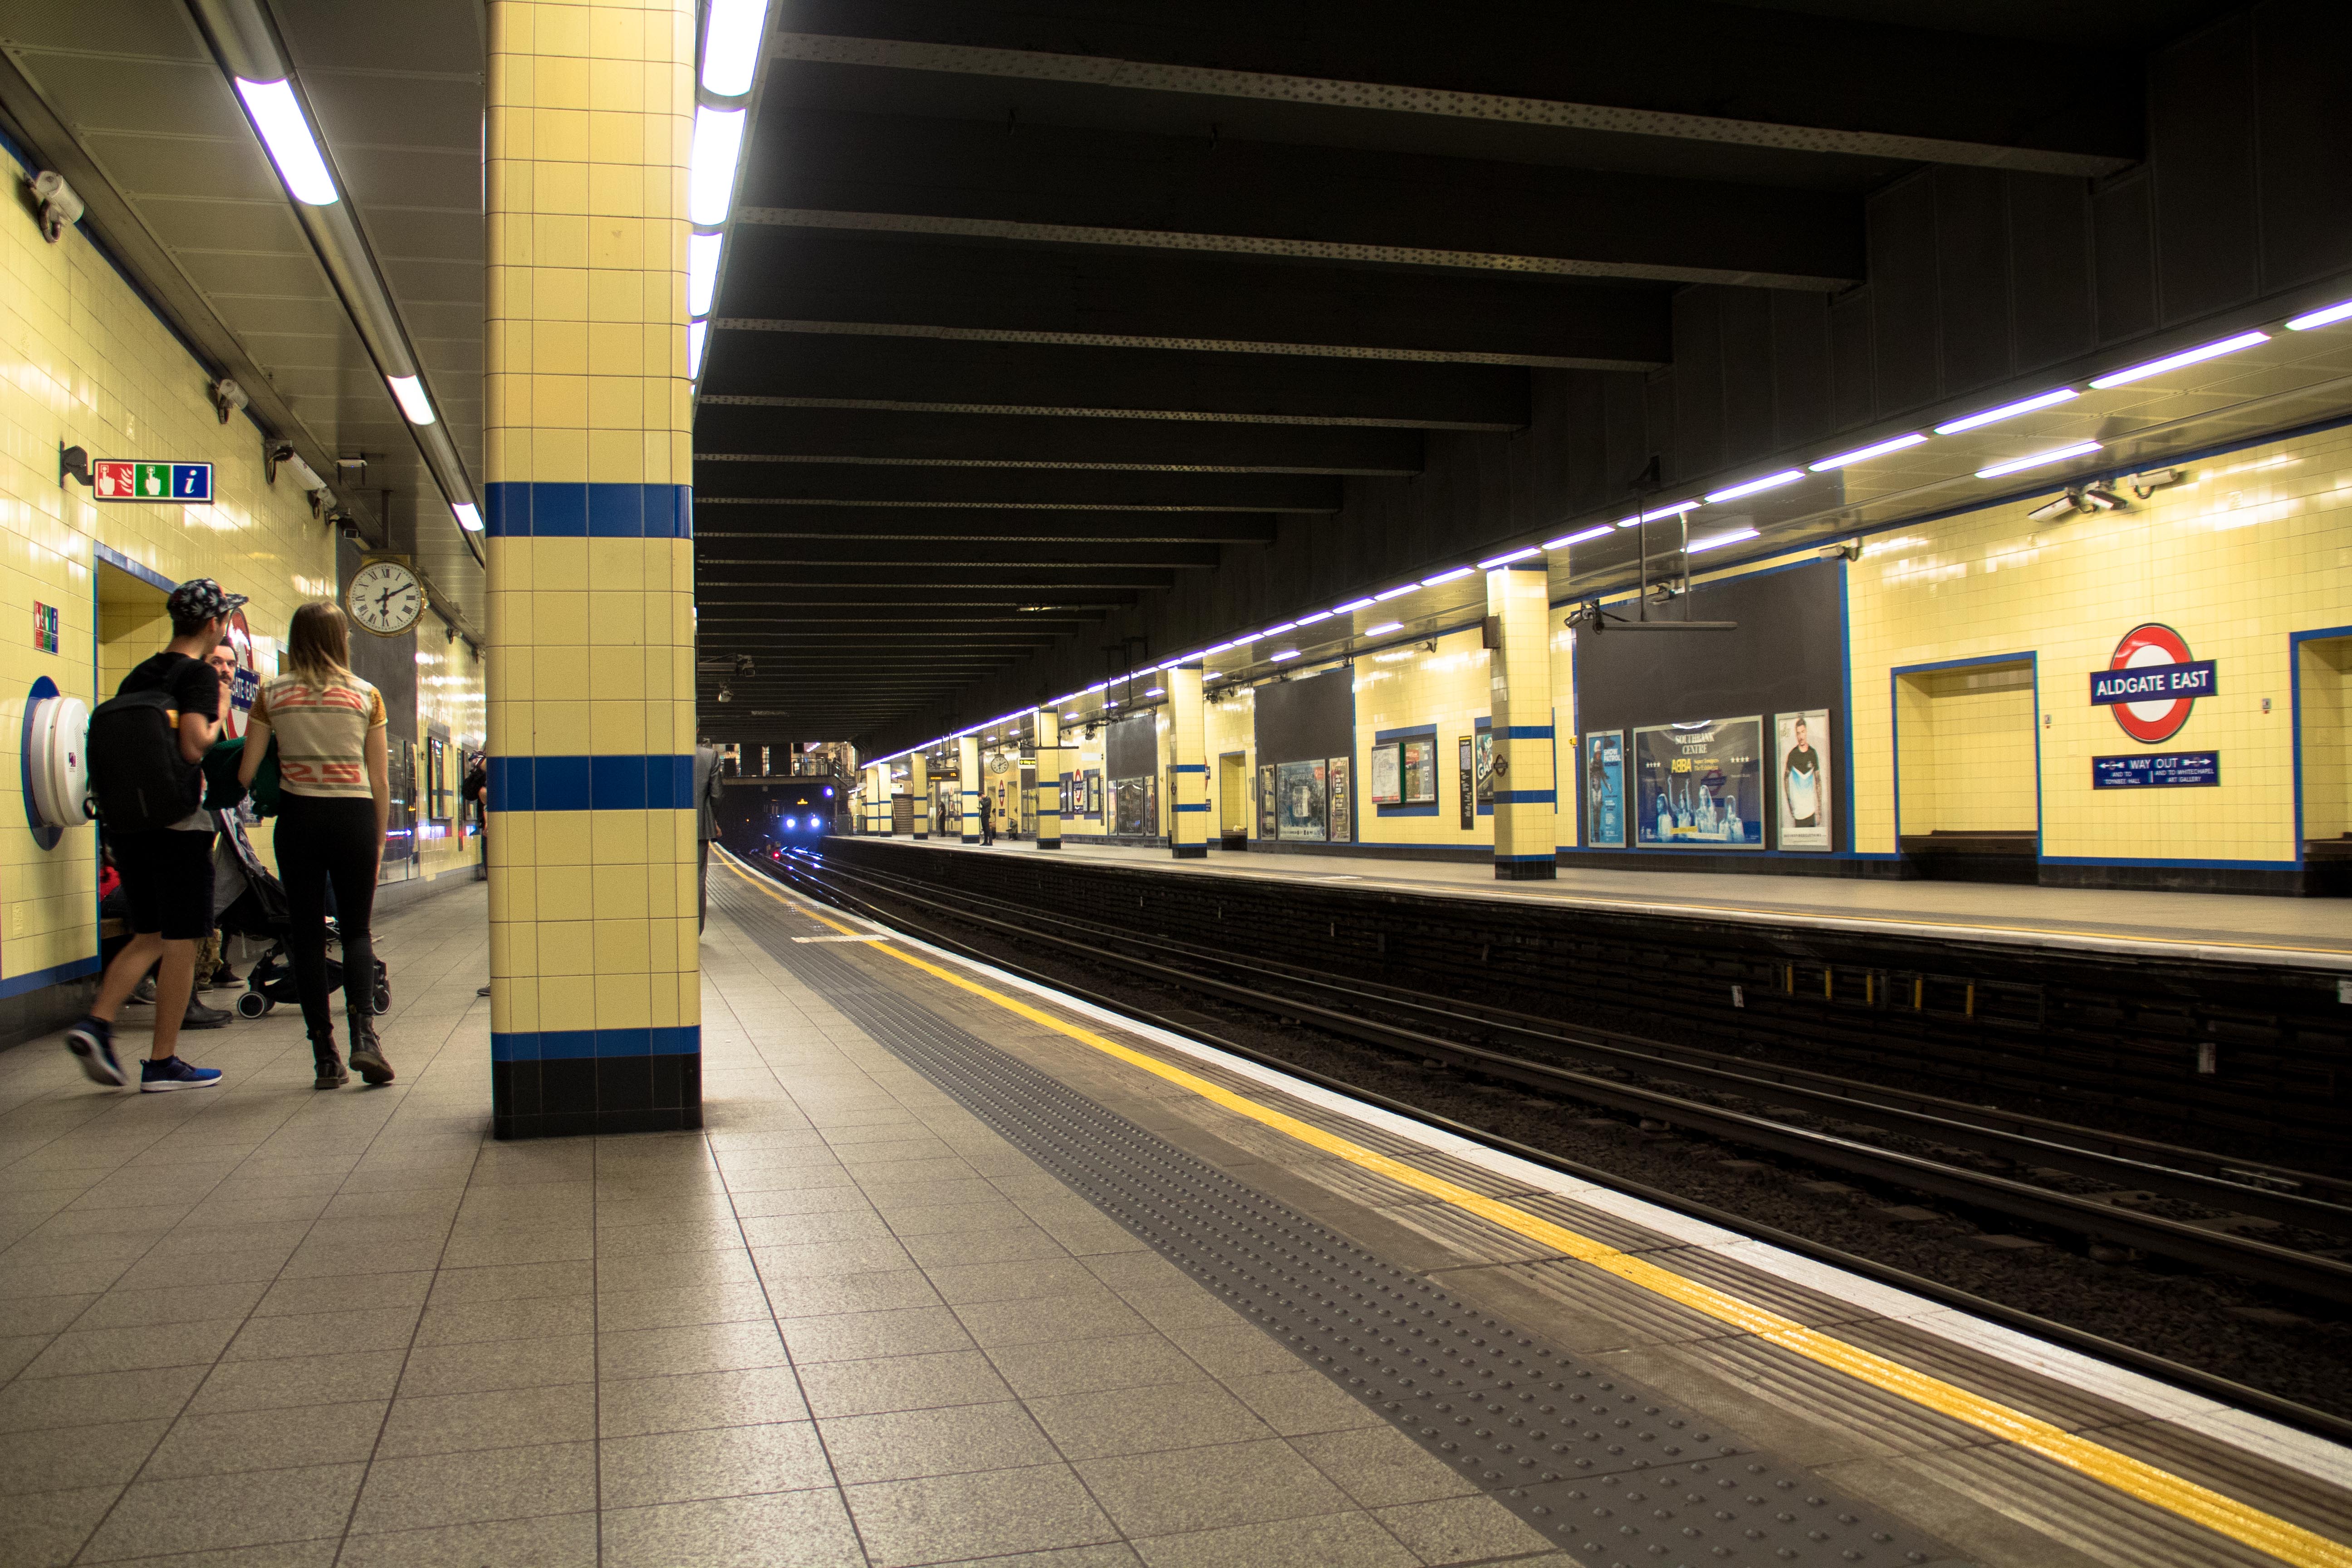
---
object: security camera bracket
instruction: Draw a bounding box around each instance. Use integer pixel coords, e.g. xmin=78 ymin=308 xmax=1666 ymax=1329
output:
xmin=59 ymin=445 xmax=93 ymax=489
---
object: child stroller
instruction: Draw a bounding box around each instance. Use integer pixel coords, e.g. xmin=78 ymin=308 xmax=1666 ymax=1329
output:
xmin=212 ymin=813 xmax=390 ymax=1021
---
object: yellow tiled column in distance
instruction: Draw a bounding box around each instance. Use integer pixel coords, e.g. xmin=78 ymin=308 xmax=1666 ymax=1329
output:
xmin=1167 ymin=665 xmax=1208 ymax=858
xmin=958 ymin=734 xmax=982 ymax=843
xmin=1487 ymin=565 xmax=1560 ymax=880
xmin=483 ymin=0 xmax=700 ymax=1137
xmin=1033 ymin=707 xmax=1062 ymax=848
xmin=908 ymin=751 xmax=929 ymax=839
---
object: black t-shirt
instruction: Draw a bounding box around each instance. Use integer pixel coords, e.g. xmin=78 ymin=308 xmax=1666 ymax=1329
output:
xmin=121 ymin=652 xmax=221 ymax=723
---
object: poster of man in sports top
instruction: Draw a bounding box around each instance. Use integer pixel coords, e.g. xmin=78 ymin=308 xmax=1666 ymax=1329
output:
xmin=1774 ymin=710 xmax=1832 ymax=851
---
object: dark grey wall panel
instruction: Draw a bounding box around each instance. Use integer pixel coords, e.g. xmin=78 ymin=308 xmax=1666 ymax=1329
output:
xmin=1253 ymin=667 xmax=1355 ymax=766
xmin=2253 ymin=0 xmax=2352 ymax=289
xmin=2092 ymin=174 xmax=2158 ymax=346
xmin=1770 ymin=292 xmax=1833 ymax=450
xmin=2150 ymin=12 xmax=2260 ymax=323
xmin=1105 ymin=712 xmax=1156 ymax=779
xmin=1828 ymin=289 xmax=1875 ymax=431
xmin=1574 ymin=562 xmax=1844 ymax=737
xmin=1720 ymin=288 xmax=1777 ymax=466
xmin=2007 ymin=172 xmax=2095 ymax=370
xmin=1670 ymin=290 xmax=1724 ymax=479
xmin=1936 ymin=168 xmax=2012 ymax=393
xmin=1868 ymin=175 xmax=1940 ymax=415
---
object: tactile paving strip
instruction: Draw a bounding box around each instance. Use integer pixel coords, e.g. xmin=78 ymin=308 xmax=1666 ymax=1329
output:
xmin=726 ymin=886 xmax=1967 ymax=1568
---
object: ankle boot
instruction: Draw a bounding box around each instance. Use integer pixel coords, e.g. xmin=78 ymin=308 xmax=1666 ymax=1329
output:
xmin=312 ymin=1035 xmax=348 ymax=1090
xmin=345 ymin=1001 xmax=393 ymax=1085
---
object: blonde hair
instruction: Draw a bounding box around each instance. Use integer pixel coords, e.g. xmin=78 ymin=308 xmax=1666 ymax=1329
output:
xmin=283 ymin=601 xmax=356 ymax=687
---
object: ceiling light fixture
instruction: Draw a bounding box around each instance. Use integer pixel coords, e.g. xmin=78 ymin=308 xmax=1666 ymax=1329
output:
xmin=1205 ymin=642 xmax=1233 ymax=653
xmin=1421 ymin=567 xmax=1474 ymax=586
xmin=2286 ymin=299 xmax=2352 ymax=331
xmin=2088 ymin=330 xmax=2269 ymax=389
xmin=687 ymin=321 xmax=709 ymax=379
xmin=1613 ymin=500 xmax=1700 ymax=528
xmin=1703 ymin=470 xmax=1804 ymax=504
xmin=452 ymin=502 xmax=482 ymax=533
xmin=1270 ymin=649 xmax=1299 ymax=661
xmin=687 ymin=230 xmax=723 ymax=317
xmin=1975 ymin=441 xmax=2102 ymax=479
xmin=1544 ymin=524 xmax=1613 ymax=548
xmin=1688 ymin=527 xmax=1759 ymax=553
xmin=1263 ymin=622 xmax=1296 ymax=635
xmin=1334 ymin=597 xmax=1376 ymax=612
xmin=1932 ymin=387 xmax=2078 ymax=434
xmin=1373 ymin=585 xmax=1417 ymax=601
xmin=385 ymin=374 xmax=436 ymax=426
xmin=1294 ymin=610 xmax=1332 ymax=624
xmin=688 ymin=105 xmax=746 ymax=226
xmin=1144 ymin=686 xmax=1165 ymax=696
xmin=1808 ymin=432 xmax=1926 ymax=471
xmin=699 ymin=0 xmax=767 ymax=95
xmin=1477 ymin=547 xmax=1541 ymax=568
xmin=233 ymin=78 xmax=338 ymax=205
xmin=1366 ymin=620 xmax=1402 ymax=635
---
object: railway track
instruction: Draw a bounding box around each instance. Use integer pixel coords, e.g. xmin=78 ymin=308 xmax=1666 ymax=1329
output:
xmin=749 ymin=845 xmax=2352 ymax=1310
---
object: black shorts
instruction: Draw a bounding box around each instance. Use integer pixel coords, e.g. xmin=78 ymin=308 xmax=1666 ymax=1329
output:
xmin=112 ymin=829 xmax=215 ymax=941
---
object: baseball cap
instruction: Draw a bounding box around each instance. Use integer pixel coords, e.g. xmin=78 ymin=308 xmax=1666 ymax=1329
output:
xmin=167 ymin=578 xmax=248 ymax=625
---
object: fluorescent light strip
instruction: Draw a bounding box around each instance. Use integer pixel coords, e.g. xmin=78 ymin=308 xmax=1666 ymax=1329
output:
xmin=1334 ymin=598 xmax=1376 ymax=612
xmin=1205 ymin=642 xmax=1233 ymax=653
xmin=1544 ymin=524 xmax=1613 ymax=548
xmin=688 ymin=231 xmax=723 ymax=317
xmin=1374 ymin=585 xmax=1416 ymax=601
xmin=1688 ymin=527 xmax=1759 ymax=553
xmin=2088 ymin=330 xmax=2269 ymax=389
xmin=385 ymin=375 xmax=436 ymax=426
xmin=1422 ymin=567 xmax=1473 ymax=586
xmin=1263 ymin=622 xmax=1296 ymax=635
xmin=452 ymin=502 xmax=482 ymax=533
xmin=1366 ymin=621 xmax=1402 ymax=635
xmin=1478 ymin=547 xmax=1542 ymax=568
xmin=1808 ymin=432 xmax=1926 ymax=471
xmin=1232 ymin=630 xmax=1262 ymax=643
xmin=1295 ymin=610 xmax=1333 ymax=624
xmin=688 ymin=105 xmax=746 ymax=226
xmin=2286 ymin=299 xmax=2352 ymax=331
xmin=234 ymin=78 xmax=338 ymax=206
xmin=1144 ymin=687 xmax=1165 ymax=696
xmin=687 ymin=320 xmax=709 ymax=379
xmin=1703 ymin=470 xmax=1804 ymax=504
xmin=700 ymin=0 xmax=767 ymax=95
xmin=1975 ymin=441 xmax=2101 ymax=479
xmin=1615 ymin=500 xmax=1701 ymax=527
xmin=1932 ymin=387 xmax=2078 ymax=435
xmin=1271 ymin=650 xmax=1299 ymax=661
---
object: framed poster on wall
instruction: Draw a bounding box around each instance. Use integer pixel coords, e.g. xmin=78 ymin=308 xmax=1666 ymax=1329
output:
xmin=1583 ymin=730 xmax=1626 ymax=848
xmin=1401 ymin=737 xmax=1438 ymax=804
xmin=1633 ymin=718 xmax=1764 ymax=848
xmin=1087 ymin=772 xmax=1102 ymax=817
xmin=1276 ymin=759 xmax=1328 ymax=840
xmin=1258 ymin=763 xmax=1277 ymax=839
xmin=1112 ymin=777 xmax=1150 ymax=835
xmin=1774 ymin=710 xmax=1832 ymax=851
xmin=1367 ymin=742 xmax=1402 ymax=806
xmin=1457 ymin=737 xmax=1473 ymax=829
xmin=1474 ymin=729 xmax=1494 ymax=808
xmin=1328 ymin=755 xmax=1352 ymax=842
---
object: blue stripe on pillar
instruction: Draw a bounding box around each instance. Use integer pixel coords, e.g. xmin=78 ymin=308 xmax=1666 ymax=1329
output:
xmin=486 ymin=755 xmax=696 ymax=811
xmin=485 ymin=482 xmax=694 ymax=539
xmin=1173 ymin=802 xmax=1210 ymax=811
xmin=490 ymin=1026 xmax=702 ymax=1061
xmin=1499 ymin=725 xmax=1555 ymax=739
xmin=1492 ymin=789 xmax=1557 ymax=804
xmin=1171 ymin=763 xmax=1208 ymax=774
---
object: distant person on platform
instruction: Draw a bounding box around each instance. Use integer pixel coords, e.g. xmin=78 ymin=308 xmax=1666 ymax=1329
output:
xmin=694 ymin=742 xmax=724 ymax=933
xmin=65 ymin=579 xmax=244 ymax=1092
xmin=979 ymin=794 xmax=995 ymax=847
xmin=1784 ymin=716 xmax=1822 ymax=830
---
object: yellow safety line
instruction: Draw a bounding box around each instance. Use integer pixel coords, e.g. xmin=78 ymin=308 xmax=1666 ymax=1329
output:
xmin=721 ymin=855 xmax=2352 ymax=1568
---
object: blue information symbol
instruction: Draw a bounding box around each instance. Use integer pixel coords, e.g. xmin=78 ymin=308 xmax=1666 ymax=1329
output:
xmin=170 ymin=463 xmax=213 ymax=502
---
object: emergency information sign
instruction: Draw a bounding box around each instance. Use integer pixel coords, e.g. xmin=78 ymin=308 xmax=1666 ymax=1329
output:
xmin=91 ymin=461 xmax=212 ymax=503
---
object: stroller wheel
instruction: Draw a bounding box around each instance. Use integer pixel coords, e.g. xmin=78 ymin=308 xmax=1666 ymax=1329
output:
xmin=234 ymin=991 xmax=268 ymax=1019
xmin=374 ymin=982 xmax=392 ymax=1014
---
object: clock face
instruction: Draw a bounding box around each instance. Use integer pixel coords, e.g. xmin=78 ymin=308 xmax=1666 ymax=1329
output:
xmin=348 ymin=561 xmax=425 ymax=637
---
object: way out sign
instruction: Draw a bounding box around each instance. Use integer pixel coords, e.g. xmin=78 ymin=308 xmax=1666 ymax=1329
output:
xmin=92 ymin=461 xmax=212 ymax=503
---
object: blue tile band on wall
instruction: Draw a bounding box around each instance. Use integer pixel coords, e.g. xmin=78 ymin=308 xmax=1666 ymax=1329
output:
xmin=1498 ymin=725 xmax=1555 ymax=740
xmin=1493 ymin=789 xmax=1557 ymax=804
xmin=491 ymin=1027 xmax=701 ymax=1062
xmin=487 ymin=754 xmax=695 ymax=811
xmin=483 ymin=482 xmax=693 ymax=539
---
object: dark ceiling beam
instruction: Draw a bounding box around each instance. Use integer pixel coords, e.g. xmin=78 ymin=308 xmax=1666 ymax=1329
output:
xmin=768 ymin=5 xmax=2139 ymax=175
xmin=697 ymin=588 xmax=1141 ymax=608
xmin=713 ymin=230 xmax=1666 ymax=372
xmin=694 ymin=463 xmax=1336 ymax=511
xmin=692 ymin=565 xmax=1181 ymax=590
xmin=696 ymin=509 xmax=1278 ymax=543
xmin=701 ymin=334 xmax=1528 ymax=430
xmin=692 ymin=402 xmax=1422 ymax=474
xmin=697 ymin=538 xmax=1225 ymax=567
xmin=741 ymin=108 xmax=1858 ymax=291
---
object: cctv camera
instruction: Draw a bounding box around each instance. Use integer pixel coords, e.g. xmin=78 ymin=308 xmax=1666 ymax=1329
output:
xmin=210 ymin=377 xmax=249 ymax=425
xmin=2026 ymin=494 xmax=2077 ymax=523
xmin=29 ymin=171 xmax=82 ymax=242
xmin=1815 ymin=542 xmax=1859 ymax=562
xmin=338 ymin=520 xmax=362 ymax=540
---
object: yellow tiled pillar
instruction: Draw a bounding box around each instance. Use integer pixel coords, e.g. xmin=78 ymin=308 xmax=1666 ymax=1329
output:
xmin=866 ymin=763 xmax=887 ymax=833
xmin=483 ymin=0 xmax=699 ymax=1138
xmin=1167 ymin=665 xmax=1208 ymax=858
xmin=908 ymin=752 xmax=929 ymax=839
xmin=958 ymin=735 xmax=982 ymax=843
xmin=1487 ymin=564 xmax=1560 ymax=880
xmin=1032 ymin=707 xmax=1062 ymax=849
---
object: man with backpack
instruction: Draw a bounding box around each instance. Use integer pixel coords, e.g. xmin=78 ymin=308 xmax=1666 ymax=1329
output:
xmin=65 ymin=579 xmax=246 ymax=1092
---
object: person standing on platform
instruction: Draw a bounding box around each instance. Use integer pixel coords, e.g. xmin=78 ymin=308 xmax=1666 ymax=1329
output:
xmin=694 ymin=741 xmax=724 ymax=933
xmin=239 ymin=603 xmax=392 ymax=1089
xmin=64 ymin=579 xmax=242 ymax=1092
xmin=979 ymin=794 xmax=995 ymax=847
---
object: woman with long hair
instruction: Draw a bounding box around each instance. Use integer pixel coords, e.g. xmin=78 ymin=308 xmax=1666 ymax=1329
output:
xmin=239 ymin=602 xmax=393 ymax=1087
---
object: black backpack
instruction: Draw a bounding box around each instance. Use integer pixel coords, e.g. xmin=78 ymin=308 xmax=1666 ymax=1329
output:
xmin=87 ymin=687 xmax=202 ymax=832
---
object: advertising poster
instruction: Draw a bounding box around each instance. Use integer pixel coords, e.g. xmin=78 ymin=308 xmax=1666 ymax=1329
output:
xmin=1112 ymin=777 xmax=1151 ymax=835
xmin=1457 ymin=737 xmax=1473 ymax=829
xmin=1402 ymin=738 xmax=1438 ymax=804
xmin=1258 ymin=763 xmax=1277 ymax=839
xmin=1328 ymin=755 xmax=1352 ymax=842
xmin=1633 ymin=718 xmax=1764 ymax=848
xmin=1367 ymin=742 xmax=1402 ymax=806
xmin=1276 ymin=758 xmax=1328 ymax=840
xmin=1774 ymin=710 xmax=1832 ymax=850
xmin=1474 ymin=729 xmax=1494 ymax=808
xmin=1583 ymin=730 xmax=1626 ymax=848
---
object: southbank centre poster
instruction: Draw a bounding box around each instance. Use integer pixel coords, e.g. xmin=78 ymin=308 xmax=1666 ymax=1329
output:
xmin=1633 ymin=718 xmax=1764 ymax=848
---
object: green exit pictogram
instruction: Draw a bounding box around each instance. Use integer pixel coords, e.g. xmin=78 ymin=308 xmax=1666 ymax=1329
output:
xmin=133 ymin=463 xmax=172 ymax=497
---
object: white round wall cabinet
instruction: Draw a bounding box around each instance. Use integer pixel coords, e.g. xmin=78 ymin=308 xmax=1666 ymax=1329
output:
xmin=348 ymin=559 xmax=426 ymax=637
xmin=26 ymin=695 xmax=91 ymax=830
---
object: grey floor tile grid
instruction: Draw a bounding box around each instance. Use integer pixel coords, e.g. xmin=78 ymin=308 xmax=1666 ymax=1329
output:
xmin=0 ymin=876 xmax=1575 ymax=1568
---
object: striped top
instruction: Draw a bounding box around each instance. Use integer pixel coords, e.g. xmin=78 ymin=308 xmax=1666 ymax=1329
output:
xmin=251 ymin=673 xmax=386 ymax=799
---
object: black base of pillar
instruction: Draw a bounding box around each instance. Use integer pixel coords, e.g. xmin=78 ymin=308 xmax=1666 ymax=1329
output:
xmin=1494 ymin=859 xmax=1559 ymax=881
xmin=1036 ymin=838 xmax=1061 ymax=849
xmin=1220 ymin=833 xmax=1250 ymax=851
xmin=1171 ymin=845 xmax=1208 ymax=859
xmin=492 ymin=1054 xmax=702 ymax=1140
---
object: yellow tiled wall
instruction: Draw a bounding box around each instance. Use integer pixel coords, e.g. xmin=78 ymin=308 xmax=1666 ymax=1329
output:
xmin=1352 ymin=629 xmax=1497 ymax=849
xmin=1848 ymin=426 xmax=2352 ymax=864
xmin=0 ymin=168 xmax=336 ymax=987
xmin=1891 ymin=665 xmax=2037 ymax=836
xmin=2297 ymin=637 xmax=2350 ymax=842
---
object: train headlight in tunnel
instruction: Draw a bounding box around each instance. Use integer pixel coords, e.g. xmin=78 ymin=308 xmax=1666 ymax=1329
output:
xmin=784 ymin=816 xmax=798 ymax=829
xmin=824 ymin=786 xmax=834 ymax=798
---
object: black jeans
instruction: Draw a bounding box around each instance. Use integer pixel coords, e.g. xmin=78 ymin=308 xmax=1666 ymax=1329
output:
xmin=275 ymin=794 xmax=379 ymax=1044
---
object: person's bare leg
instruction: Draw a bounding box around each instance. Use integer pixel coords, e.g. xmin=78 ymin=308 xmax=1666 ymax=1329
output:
xmin=148 ymin=940 xmax=197 ymax=1060
xmin=91 ymin=932 xmax=164 ymax=1023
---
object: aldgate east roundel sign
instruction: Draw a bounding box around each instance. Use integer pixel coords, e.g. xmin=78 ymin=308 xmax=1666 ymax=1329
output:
xmin=2089 ymin=623 xmax=2215 ymax=744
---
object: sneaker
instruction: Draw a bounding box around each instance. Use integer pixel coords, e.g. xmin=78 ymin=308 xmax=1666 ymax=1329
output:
xmin=65 ymin=1016 xmax=126 ymax=1087
xmin=140 ymin=1056 xmax=224 ymax=1093
xmin=207 ymin=964 xmax=238 ymax=990
xmin=181 ymin=997 xmax=231 ymax=1030
xmin=128 ymin=977 xmax=156 ymax=1006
